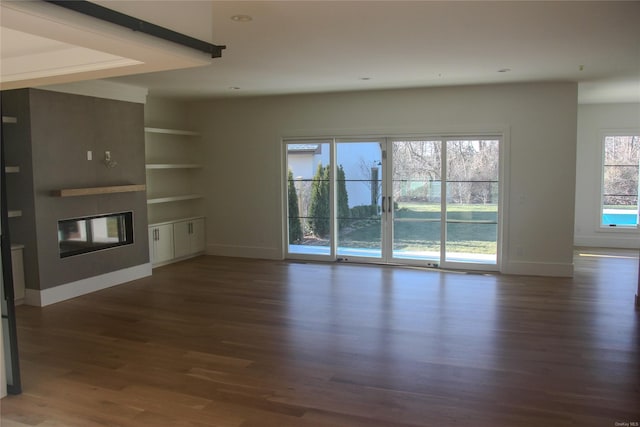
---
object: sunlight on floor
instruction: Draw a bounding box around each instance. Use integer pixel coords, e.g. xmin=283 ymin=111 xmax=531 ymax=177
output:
xmin=578 ymin=252 xmax=639 ymax=260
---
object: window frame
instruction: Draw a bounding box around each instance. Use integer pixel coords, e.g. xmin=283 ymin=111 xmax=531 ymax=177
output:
xmin=282 ymin=131 xmax=507 ymax=272
xmin=599 ymin=132 xmax=640 ymax=231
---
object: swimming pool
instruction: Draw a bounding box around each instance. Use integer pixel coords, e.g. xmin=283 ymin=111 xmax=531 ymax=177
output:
xmin=602 ymin=210 xmax=638 ymax=226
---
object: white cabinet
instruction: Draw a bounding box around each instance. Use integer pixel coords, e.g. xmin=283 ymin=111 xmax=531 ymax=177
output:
xmin=149 ymin=217 xmax=205 ymax=267
xmin=0 ymin=312 xmax=5 ymax=399
xmin=148 ymin=224 xmax=174 ymax=266
xmin=174 ymin=218 xmax=205 ymax=259
xmin=10 ymin=245 xmax=25 ymax=304
xmin=145 ymin=123 xmax=206 ymax=268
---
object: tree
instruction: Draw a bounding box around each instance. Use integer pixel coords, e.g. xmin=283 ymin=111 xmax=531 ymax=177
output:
xmin=336 ymin=165 xmax=350 ymax=230
xmin=287 ymin=170 xmax=303 ymax=243
xmin=308 ymin=164 xmax=351 ymax=237
xmin=309 ymin=164 xmax=330 ymax=237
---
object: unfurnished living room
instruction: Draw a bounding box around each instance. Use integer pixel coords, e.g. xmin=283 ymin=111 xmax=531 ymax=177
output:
xmin=0 ymin=1 xmax=639 ymax=426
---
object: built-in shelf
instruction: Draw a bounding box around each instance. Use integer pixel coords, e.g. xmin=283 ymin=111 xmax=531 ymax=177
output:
xmin=2 ymin=116 xmax=17 ymax=124
xmin=144 ymin=127 xmax=200 ymax=136
xmin=145 ymin=164 xmax=202 ymax=169
xmin=146 ymin=122 xmax=204 ymax=238
xmin=147 ymin=194 xmax=203 ymax=204
xmin=52 ymin=184 xmax=146 ymax=197
xmin=8 ymin=210 xmax=22 ymax=218
xmin=5 ymin=166 xmax=20 ymax=173
xmin=149 ymin=216 xmax=205 ymax=228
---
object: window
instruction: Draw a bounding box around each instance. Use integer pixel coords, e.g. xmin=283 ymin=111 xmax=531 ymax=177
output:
xmin=601 ymin=135 xmax=639 ymax=228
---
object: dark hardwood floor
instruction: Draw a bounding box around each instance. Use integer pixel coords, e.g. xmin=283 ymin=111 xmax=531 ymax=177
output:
xmin=1 ymin=249 xmax=639 ymax=426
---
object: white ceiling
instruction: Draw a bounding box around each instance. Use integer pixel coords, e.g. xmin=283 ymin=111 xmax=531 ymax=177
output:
xmin=2 ymin=1 xmax=640 ymax=104
xmin=0 ymin=0 xmax=212 ymax=90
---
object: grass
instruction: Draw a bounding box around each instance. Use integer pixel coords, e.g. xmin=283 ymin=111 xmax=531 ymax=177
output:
xmin=297 ymin=202 xmax=499 ymax=255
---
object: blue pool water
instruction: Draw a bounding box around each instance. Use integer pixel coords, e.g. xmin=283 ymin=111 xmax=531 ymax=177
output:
xmin=602 ymin=213 xmax=638 ymax=226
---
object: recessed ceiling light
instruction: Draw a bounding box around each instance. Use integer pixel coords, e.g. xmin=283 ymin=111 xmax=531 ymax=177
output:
xmin=359 ymin=77 xmax=372 ymax=81
xmin=230 ymin=15 xmax=252 ymax=22
xmin=229 ymin=86 xmax=241 ymax=90
xmin=497 ymin=68 xmax=511 ymax=73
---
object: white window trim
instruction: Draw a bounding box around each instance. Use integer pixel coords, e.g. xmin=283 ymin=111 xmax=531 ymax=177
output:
xmin=597 ymin=129 xmax=640 ymax=234
xmin=281 ymin=128 xmax=510 ymax=272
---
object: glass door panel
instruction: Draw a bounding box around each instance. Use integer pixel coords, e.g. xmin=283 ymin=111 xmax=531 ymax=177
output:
xmin=286 ymin=141 xmax=332 ymax=257
xmin=444 ymin=139 xmax=499 ymax=265
xmin=285 ymin=136 xmax=501 ymax=270
xmin=391 ymin=140 xmax=442 ymax=262
xmin=336 ymin=141 xmax=383 ymax=260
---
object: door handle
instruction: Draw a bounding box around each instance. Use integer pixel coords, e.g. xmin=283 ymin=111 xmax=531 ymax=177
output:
xmin=381 ymin=196 xmax=386 ymax=213
xmin=387 ymin=196 xmax=392 ymax=213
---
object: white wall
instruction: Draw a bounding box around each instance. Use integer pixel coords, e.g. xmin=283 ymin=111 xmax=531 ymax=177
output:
xmin=189 ymin=82 xmax=578 ymax=276
xmin=575 ymin=103 xmax=640 ymax=248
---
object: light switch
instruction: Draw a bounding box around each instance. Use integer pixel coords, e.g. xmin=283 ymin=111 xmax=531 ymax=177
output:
xmin=87 ymin=150 xmax=92 ymax=161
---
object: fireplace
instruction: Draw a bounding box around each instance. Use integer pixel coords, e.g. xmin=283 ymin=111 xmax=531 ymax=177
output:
xmin=58 ymin=211 xmax=134 ymax=258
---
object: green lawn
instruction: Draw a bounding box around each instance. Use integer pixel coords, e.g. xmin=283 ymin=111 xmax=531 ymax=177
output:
xmin=338 ymin=202 xmax=498 ymax=254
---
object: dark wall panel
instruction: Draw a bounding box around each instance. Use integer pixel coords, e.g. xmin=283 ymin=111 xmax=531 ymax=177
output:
xmin=2 ymin=88 xmax=148 ymax=291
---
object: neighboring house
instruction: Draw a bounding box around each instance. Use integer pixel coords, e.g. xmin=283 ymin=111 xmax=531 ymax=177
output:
xmin=287 ymin=141 xmax=382 ymax=209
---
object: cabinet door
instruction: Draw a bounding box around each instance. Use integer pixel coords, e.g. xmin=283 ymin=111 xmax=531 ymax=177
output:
xmin=173 ymin=221 xmax=191 ymax=259
xmin=148 ymin=227 xmax=155 ymax=263
xmin=174 ymin=219 xmax=205 ymax=258
xmin=191 ymin=218 xmax=206 ymax=254
xmin=10 ymin=248 xmax=25 ymax=301
xmin=150 ymin=225 xmax=174 ymax=264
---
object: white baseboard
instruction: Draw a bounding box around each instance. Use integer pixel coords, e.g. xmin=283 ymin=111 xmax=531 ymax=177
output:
xmin=24 ymin=263 xmax=152 ymax=307
xmin=574 ymin=235 xmax=640 ymax=249
xmin=503 ymin=261 xmax=574 ymax=277
xmin=207 ymin=244 xmax=281 ymax=260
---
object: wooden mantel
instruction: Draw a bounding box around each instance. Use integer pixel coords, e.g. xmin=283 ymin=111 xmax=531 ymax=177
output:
xmin=51 ymin=184 xmax=146 ymax=197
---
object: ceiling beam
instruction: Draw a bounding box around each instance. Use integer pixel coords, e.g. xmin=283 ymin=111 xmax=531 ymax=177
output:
xmin=44 ymin=0 xmax=226 ymax=58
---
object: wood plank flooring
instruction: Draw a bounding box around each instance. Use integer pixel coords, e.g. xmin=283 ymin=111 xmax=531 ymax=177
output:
xmin=1 ymin=249 xmax=639 ymax=426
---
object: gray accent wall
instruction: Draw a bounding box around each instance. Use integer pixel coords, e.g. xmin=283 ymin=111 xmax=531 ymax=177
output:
xmin=1 ymin=88 xmax=148 ymax=291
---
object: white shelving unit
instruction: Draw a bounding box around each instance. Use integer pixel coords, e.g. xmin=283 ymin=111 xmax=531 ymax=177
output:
xmin=144 ymin=127 xmax=199 ymax=136
xmin=145 ymin=164 xmax=202 ymax=169
xmin=145 ymin=126 xmax=204 ymax=220
xmin=2 ymin=116 xmax=25 ymax=303
xmin=2 ymin=117 xmax=21 ymax=219
xmin=147 ymin=194 xmax=203 ymax=205
xmin=145 ymin=126 xmax=206 ymax=265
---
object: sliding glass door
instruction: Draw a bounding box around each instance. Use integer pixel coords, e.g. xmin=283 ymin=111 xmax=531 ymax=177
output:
xmin=444 ymin=139 xmax=499 ymax=265
xmin=286 ymin=140 xmax=332 ymax=256
xmin=390 ymin=140 xmax=442 ymax=263
xmin=335 ymin=140 xmax=384 ymax=260
xmin=285 ymin=136 xmax=501 ymax=270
